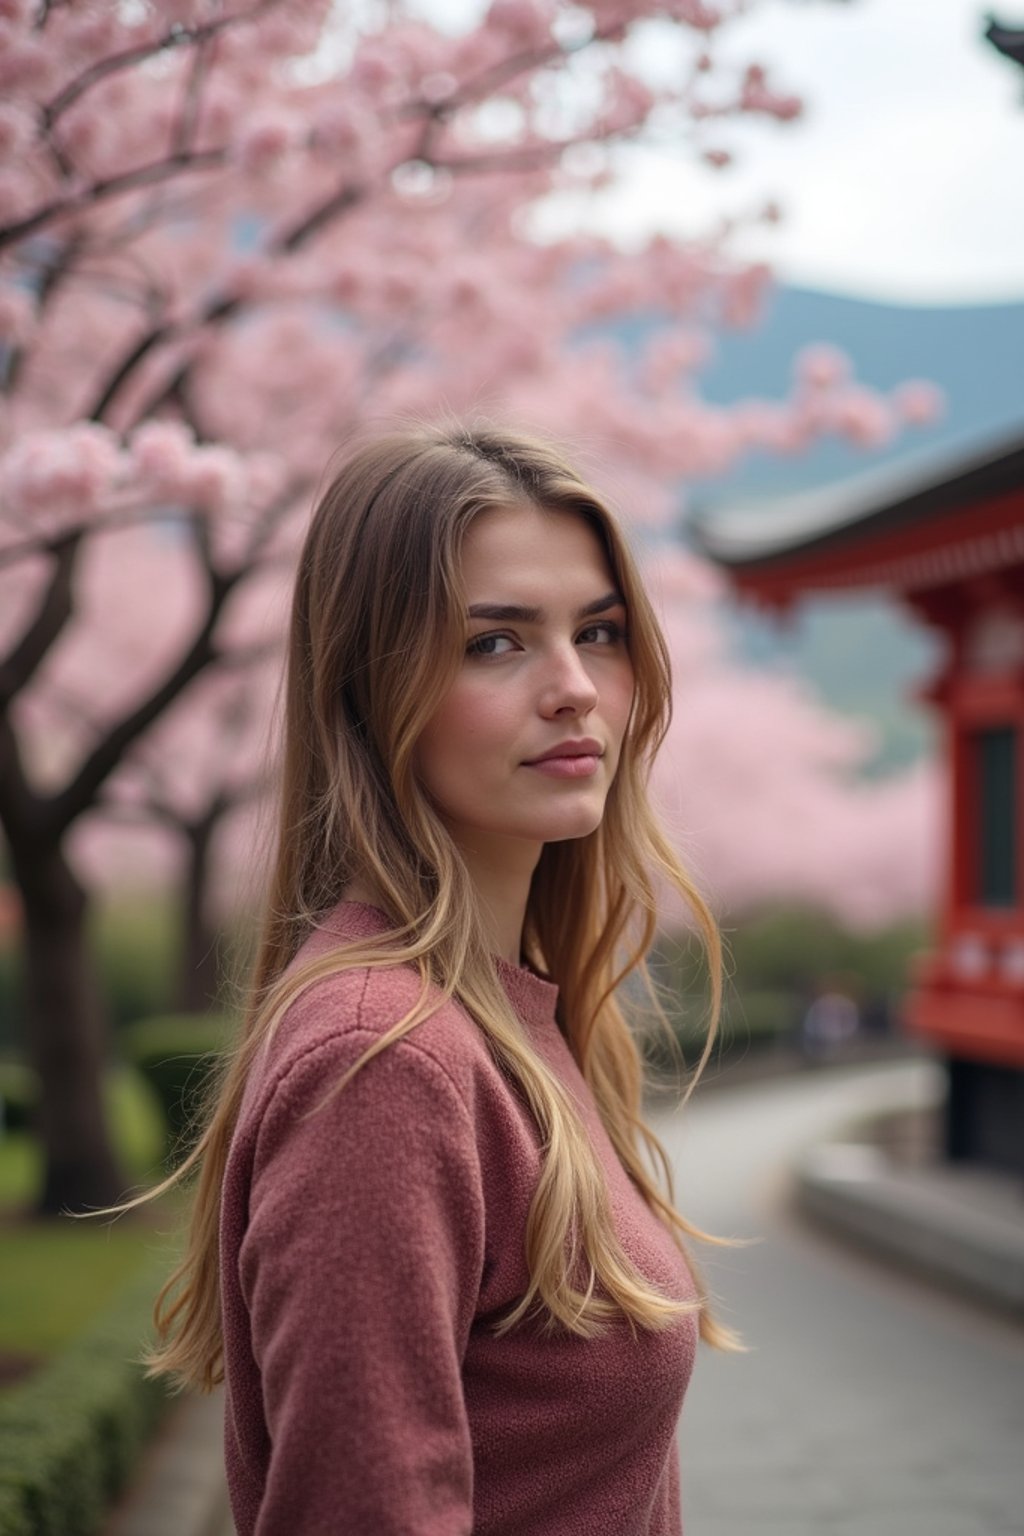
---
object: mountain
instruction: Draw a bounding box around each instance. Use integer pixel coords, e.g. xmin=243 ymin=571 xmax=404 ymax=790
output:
xmin=602 ymin=285 xmax=1024 ymax=774
xmin=693 ymin=283 xmax=1024 ymax=500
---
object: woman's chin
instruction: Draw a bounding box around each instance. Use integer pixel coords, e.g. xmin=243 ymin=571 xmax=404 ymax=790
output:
xmin=530 ymin=806 xmax=606 ymax=844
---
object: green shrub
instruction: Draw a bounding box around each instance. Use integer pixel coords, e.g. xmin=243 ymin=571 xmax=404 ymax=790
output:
xmin=645 ymin=904 xmax=932 ymax=1076
xmin=722 ymin=987 xmax=798 ymax=1047
xmin=0 ymin=1062 xmax=38 ymax=1136
xmin=0 ymin=1487 xmax=30 ymax=1536
xmin=89 ymin=898 xmax=180 ymax=1035
xmin=121 ymin=1013 xmax=234 ymax=1165
xmin=0 ymin=1258 xmax=174 ymax=1536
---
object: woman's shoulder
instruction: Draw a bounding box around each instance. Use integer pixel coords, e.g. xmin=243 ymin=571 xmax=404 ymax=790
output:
xmin=251 ymin=929 xmax=491 ymax=1116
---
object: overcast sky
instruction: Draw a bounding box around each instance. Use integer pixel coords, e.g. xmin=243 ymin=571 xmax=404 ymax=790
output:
xmin=419 ymin=0 xmax=1024 ymax=305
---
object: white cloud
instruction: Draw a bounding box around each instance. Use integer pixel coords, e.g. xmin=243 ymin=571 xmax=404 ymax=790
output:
xmin=530 ymin=0 xmax=1024 ymax=303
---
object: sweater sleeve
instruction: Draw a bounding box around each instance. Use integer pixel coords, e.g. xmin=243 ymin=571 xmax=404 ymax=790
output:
xmin=238 ymin=1028 xmax=485 ymax=1536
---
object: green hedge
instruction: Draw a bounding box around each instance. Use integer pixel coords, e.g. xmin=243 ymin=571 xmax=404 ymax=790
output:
xmin=0 ymin=1258 xmax=174 ymax=1536
xmin=120 ymin=1014 xmax=234 ymax=1166
xmin=0 ymin=1061 xmax=38 ymax=1135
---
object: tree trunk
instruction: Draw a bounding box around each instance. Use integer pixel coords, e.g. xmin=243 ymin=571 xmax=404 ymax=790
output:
xmin=15 ymin=847 xmax=123 ymax=1214
xmin=178 ymin=814 xmax=223 ymax=1014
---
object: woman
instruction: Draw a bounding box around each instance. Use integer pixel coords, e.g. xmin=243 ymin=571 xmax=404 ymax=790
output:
xmin=137 ymin=420 xmax=736 ymax=1534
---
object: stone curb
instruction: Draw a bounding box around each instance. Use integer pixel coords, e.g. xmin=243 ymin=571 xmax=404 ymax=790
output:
xmin=103 ymin=1386 xmax=231 ymax=1536
xmin=795 ymin=1120 xmax=1024 ymax=1317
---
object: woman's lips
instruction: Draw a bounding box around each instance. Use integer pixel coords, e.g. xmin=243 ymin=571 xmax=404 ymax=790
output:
xmin=524 ymin=754 xmax=601 ymax=778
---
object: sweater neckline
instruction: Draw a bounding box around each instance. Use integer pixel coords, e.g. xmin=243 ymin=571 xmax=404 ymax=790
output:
xmin=322 ymin=900 xmax=561 ymax=1033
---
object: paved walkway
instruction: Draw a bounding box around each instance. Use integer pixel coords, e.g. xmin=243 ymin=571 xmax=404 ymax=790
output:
xmin=650 ymin=1062 xmax=1024 ymax=1536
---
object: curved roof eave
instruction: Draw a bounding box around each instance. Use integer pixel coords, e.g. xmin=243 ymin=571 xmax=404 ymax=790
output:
xmin=692 ymin=421 xmax=1024 ymax=569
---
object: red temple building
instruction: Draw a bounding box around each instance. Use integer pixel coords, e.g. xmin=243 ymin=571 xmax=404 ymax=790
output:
xmin=696 ymin=427 xmax=1024 ymax=1176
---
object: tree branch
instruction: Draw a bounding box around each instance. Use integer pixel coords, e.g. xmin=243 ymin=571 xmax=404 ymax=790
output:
xmin=0 ymin=504 xmax=210 ymax=572
xmin=0 ymin=533 xmax=80 ymax=706
xmin=171 ymin=29 xmax=214 ymax=158
xmin=0 ymin=148 xmax=227 ymax=253
xmin=0 ymin=713 xmax=41 ymax=849
xmin=2 ymin=234 xmax=84 ymax=395
xmin=91 ymin=182 xmax=368 ymax=424
xmin=41 ymin=0 xmax=280 ymax=129
xmin=42 ymin=563 xmax=238 ymax=838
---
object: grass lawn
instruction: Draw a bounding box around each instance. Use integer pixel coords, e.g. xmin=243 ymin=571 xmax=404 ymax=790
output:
xmin=0 ymin=1063 xmax=186 ymax=1372
xmin=0 ymin=1214 xmax=178 ymax=1357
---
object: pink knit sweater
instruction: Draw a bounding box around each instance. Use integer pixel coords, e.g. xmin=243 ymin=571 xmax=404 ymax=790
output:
xmin=219 ymin=901 xmax=698 ymax=1535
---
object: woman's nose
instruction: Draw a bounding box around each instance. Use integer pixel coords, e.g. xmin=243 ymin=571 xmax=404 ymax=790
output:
xmin=539 ymin=644 xmax=599 ymax=717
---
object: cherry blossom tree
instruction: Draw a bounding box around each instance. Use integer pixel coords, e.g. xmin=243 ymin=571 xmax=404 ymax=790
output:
xmin=0 ymin=0 xmax=941 ymax=1212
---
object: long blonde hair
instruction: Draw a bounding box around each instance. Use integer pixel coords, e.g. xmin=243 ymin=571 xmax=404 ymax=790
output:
xmin=113 ymin=417 xmax=738 ymax=1392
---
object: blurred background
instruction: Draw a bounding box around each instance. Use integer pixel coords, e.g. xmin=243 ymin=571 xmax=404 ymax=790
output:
xmin=0 ymin=2 xmax=1021 ymax=1533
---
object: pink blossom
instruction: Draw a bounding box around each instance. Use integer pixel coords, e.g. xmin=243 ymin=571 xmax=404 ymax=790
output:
xmin=641 ymin=329 xmax=714 ymax=392
xmin=419 ymin=71 xmax=458 ymax=106
xmin=61 ymin=9 xmax=121 ymax=65
xmin=312 ymin=101 xmax=375 ymax=160
xmin=0 ymin=102 xmax=31 ymax=161
xmin=891 ymin=379 xmax=945 ymax=427
xmin=0 ymin=167 xmax=33 ymax=222
xmin=601 ymin=68 xmax=657 ymax=134
xmin=739 ymin=64 xmax=802 ymax=121
xmin=0 ymin=34 xmax=56 ymax=95
xmin=486 ymin=0 xmax=554 ymax=49
xmin=129 ymin=421 xmax=196 ymax=492
xmin=0 ymin=0 xmax=34 ymax=25
xmin=673 ymin=2 xmax=723 ymax=31
xmin=233 ymin=110 xmax=299 ymax=174
xmin=795 ymin=343 xmax=852 ymax=390
xmin=348 ymin=42 xmax=404 ymax=100
xmin=222 ymin=254 xmax=269 ymax=302
xmin=720 ymin=262 xmax=772 ymax=328
xmin=0 ymin=282 xmax=34 ymax=344
xmin=181 ymin=446 xmax=244 ymax=514
xmin=832 ymin=386 xmax=895 ymax=448
xmin=2 ymin=425 xmax=123 ymax=522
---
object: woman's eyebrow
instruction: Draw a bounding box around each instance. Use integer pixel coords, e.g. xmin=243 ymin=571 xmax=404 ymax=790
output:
xmin=467 ymin=591 xmax=624 ymax=623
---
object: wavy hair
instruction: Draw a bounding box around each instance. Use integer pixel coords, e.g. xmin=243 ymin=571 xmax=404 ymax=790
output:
xmin=108 ymin=417 xmax=738 ymax=1393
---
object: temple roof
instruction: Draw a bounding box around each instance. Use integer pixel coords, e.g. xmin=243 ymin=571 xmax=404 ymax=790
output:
xmin=693 ymin=423 xmax=1024 ymax=572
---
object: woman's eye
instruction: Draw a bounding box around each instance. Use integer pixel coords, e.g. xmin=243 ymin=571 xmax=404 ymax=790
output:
xmin=578 ymin=621 xmax=626 ymax=646
xmin=466 ymin=633 xmax=517 ymax=657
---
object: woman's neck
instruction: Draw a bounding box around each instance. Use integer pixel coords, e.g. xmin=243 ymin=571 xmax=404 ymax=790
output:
xmin=343 ymin=835 xmax=541 ymax=967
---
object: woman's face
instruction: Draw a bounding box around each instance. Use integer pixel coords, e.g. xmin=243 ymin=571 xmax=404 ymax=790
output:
xmin=415 ymin=502 xmax=635 ymax=856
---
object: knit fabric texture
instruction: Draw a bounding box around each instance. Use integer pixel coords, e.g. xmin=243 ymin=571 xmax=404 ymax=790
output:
xmin=220 ymin=901 xmax=698 ymax=1534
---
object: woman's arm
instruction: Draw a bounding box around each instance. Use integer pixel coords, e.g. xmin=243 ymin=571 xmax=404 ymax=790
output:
xmin=239 ymin=1030 xmax=485 ymax=1535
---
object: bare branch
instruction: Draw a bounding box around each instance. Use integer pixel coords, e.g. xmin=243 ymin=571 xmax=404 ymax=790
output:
xmin=93 ymin=181 xmax=368 ymax=424
xmin=239 ymin=475 xmax=311 ymax=569
xmin=42 ymin=562 xmax=239 ymax=837
xmin=213 ymin=638 xmax=283 ymax=672
xmin=91 ymin=796 xmax=181 ymax=833
xmin=2 ymin=234 xmax=84 ymax=395
xmin=0 ymin=504 xmax=213 ymax=572
xmin=41 ymin=0 xmax=280 ymax=129
xmin=391 ymin=15 xmax=627 ymax=123
xmin=0 ymin=532 xmax=79 ymax=705
xmin=0 ymin=148 xmax=227 ymax=254
xmin=0 ymin=713 xmax=40 ymax=847
xmin=172 ymin=30 xmax=215 ymax=158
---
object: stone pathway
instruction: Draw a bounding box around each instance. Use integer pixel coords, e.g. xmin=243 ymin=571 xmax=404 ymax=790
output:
xmin=650 ymin=1063 xmax=1024 ymax=1536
